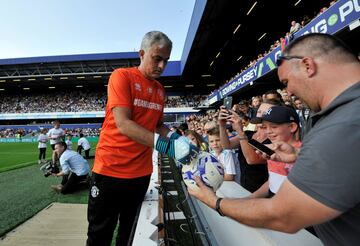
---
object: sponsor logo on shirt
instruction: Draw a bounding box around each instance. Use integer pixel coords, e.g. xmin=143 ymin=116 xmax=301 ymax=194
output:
xmin=91 ymin=185 xmax=99 ymax=198
xmin=133 ymin=98 xmax=162 ymax=111
xmin=148 ymin=87 xmax=153 ymax=94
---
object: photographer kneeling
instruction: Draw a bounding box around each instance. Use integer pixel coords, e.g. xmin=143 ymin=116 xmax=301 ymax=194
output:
xmin=51 ymin=141 xmax=90 ymax=194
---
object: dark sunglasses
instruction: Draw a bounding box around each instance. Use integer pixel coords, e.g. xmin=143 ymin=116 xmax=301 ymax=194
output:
xmin=276 ymin=55 xmax=304 ymax=67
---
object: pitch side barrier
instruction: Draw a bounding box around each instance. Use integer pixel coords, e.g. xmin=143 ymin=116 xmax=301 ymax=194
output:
xmin=0 ymin=137 xmax=99 ymax=143
xmin=191 ymin=182 xmax=322 ymax=246
xmin=0 ymin=111 xmax=105 ymax=120
xmin=208 ymin=0 xmax=360 ymax=105
xmin=131 ymin=153 xmax=322 ymax=245
xmin=0 ymin=123 xmax=102 ymax=131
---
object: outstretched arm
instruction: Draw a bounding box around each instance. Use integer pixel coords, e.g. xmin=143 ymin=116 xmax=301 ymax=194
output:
xmin=226 ymin=110 xmax=266 ymax=164
xmin=189 ymin=177 xmax=341 ymax=233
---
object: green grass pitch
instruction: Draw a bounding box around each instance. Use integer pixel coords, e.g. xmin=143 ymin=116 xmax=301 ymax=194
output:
xmin=0 ymin=142 xmax=49 ymax=172
xmin=0 ymin=141 xmax=97 ymax=237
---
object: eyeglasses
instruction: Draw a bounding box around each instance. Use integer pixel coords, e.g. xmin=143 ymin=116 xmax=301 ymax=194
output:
xmin=276 ymin=55 xmax=304 ymax=67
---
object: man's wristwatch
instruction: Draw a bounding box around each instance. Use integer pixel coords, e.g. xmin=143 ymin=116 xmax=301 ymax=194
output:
xmin=215 ymin=197 xmax=225 ymax=216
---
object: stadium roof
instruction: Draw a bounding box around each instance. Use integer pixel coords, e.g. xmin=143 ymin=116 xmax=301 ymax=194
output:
xmin=181 ymin=0 xmax=333 ymax=93
xmin=0 ymin=0 xmax=358 ymax=96
xmin=0 ymin=52 xmax=182 ymax=92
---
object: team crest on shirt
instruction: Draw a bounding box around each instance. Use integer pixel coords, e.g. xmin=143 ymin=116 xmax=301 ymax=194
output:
xmin=148 ymin=87 xmax=153 ymax=94
xmin=157 ymin=89 xmax=164 ymax=100
xmin=91 ymin=185 xmax=99 ymax=198
xmin=135 ymin=83 xmax=141 ymax=91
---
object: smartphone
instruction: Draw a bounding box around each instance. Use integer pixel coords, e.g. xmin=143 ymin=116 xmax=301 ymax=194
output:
xmin=223 ymin=96 xmax=233 ymax=110
xmin=248 ymin=139 xmax=275 ymax=156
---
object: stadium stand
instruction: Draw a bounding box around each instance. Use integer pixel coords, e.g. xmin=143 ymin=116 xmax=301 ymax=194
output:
xmin=1 ymin=0 xmax=359 ymax=245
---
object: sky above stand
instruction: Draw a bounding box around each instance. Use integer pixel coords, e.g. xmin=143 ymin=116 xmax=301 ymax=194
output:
xmin=0 ymin=0 xmax=195 ymax=60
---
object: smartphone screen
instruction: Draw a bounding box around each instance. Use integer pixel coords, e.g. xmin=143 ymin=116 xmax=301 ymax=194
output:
xmin=223 ymin=96 xmax=233 ymax=110
xmin=248 ymin=139 xmax=275 ymax=156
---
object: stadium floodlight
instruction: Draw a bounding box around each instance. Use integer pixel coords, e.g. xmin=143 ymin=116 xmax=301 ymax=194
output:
xmin=210 ymin=61 xmax=214 ymax=67
xmin=215 ymin=52 xmax=221 ymax=58
xmin=258 ymin=33 xmax=267 ymax=41
xmin=77 ymin=76 xmax=85 ymax=79
xmin=48 ymin=86 xmax=55 ymax=89
xmin=23 ymin=87 xmax=30 ymax=90
xmin=60 ymin=77 xmax=68 ymax=80
xmin=44 ymin=77 xmax=52 ymax=80
xmin=104 ymin=84 xmax=108 ymax=87
xmin=13 ymin=79 xmax=21 ymax=82
xmin=201 ymin=74 xmax=211 ymax=77
xmin=28 ymin=78 xmax=36 ymax=81
xmin=233 ymin=24 xmax=241 ymax=34
xmin=93 ymin=75 xmax=102 ymax=78
xmin=185 ymin=85 xmax=194 ymax=87
xmin=164 ymin=85 xmax=173 ymax=88
xmin=76 ymin=85 xmax=83 ymax=88
xmin=294 ymin=0 xmax=301 ymax=6
xmin=207 ymin=84 xmax=216 ymax=87
xmin=0 ymin=88 xmax=4 ymax=91
xmin=0 ymin=80 xmax=5 ymax=83
xmin=237 ymin=55 xmax=243 ymax=61
xmin=247 ymin=1 xmax=257 ymax=15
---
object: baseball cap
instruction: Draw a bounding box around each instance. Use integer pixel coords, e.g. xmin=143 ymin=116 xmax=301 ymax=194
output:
xmin=251 ymin=106 xmax=299 ymax=124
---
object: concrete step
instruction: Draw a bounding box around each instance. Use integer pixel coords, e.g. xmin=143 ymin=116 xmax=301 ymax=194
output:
xmin=0 ymin=203 xmax=87 ymax=246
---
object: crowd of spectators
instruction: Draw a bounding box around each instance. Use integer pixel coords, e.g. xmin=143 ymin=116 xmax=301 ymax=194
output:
xmin=65 ymin=127 xmax=100 ymax=137
xmin=0 ymin=91 xmax=209 ymax=114
xmin=0 ymin=128 xmax=26 ymax=138
xmin=165 ymin=87 xmax=310 ymax=200
xmin=165 ymin=95 xmax=208 ymax=108
xmin=0 ymin=91 xmax=107 ymax=113
xmin=172 ymin=87 xmax=309 ymax=142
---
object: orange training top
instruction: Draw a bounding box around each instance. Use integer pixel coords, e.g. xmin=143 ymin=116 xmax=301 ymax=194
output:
xmin=93 ymin=67 xmax=165 ymax=178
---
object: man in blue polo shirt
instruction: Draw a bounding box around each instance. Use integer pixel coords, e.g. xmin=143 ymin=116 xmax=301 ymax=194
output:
xmin=51 ymin=141 xmax=90 ymax=194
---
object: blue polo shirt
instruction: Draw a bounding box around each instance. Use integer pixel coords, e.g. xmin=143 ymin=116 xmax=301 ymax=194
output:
xmin=59 ymin=150 xmax=90 ymax=176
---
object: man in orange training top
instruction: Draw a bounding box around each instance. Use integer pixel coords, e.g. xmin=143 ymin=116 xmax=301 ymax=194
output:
xmin=86 ymin=31 xmax=198 ymax=246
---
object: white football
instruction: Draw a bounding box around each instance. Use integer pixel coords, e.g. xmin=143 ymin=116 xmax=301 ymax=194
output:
xmin=182 ymin=151 xmax=224 ymax=191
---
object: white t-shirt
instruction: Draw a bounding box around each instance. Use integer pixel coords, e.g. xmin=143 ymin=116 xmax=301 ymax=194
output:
xmin=59 ymin=150 xmax=90 ymax=176
xmin=37 ymin=134 xmax=48 ymax=148
xmin=47 ymin=128 xmax=65 ymax=145
xmin=215 ymin=149 xmax=237 ymax=176
xmin=65 ymin=139 xmax=73 ymax=150
xmin=78 ymin=137 xmax=90 ymax=150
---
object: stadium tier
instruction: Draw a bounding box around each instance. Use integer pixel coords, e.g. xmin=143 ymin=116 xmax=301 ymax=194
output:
xmin=1 ymin=0 xmax=359 ymax=245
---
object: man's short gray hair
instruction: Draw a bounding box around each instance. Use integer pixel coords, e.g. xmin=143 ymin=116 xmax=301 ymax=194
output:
xmin=140 ymin=31 xmax=172 ymax=52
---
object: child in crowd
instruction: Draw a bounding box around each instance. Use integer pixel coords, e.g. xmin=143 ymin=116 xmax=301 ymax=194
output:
xmin=77 ymin=133 xmax=91 ymax=159
xmin=207 ymin=127 xmax=239 ymax=182
xmin=37 ymin=128 xmax=48 ymax=164
xmin=65 ymin=134 xmax=73 ymax=150
xmin=185 ymin=130 xmax=209 ymax=152
xmin=250 ymin=106 xmax=301 ymax=198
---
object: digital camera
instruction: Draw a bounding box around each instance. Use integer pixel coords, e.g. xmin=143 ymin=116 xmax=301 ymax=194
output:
xmin=39 ymin=161 xmax=59 ymax=177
